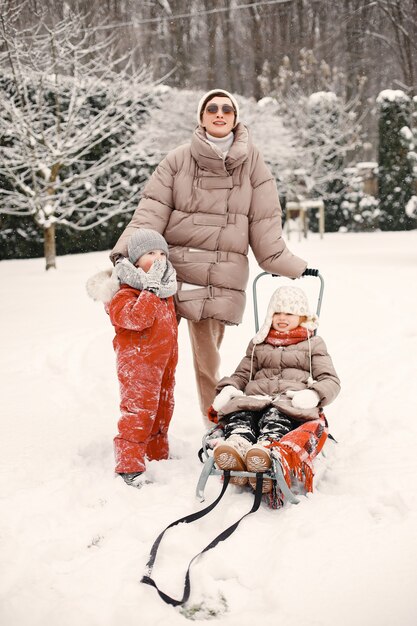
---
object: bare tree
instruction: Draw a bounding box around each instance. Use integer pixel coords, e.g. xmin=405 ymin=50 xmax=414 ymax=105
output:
xmin=372 ymin=0 xmax=417 ymax=94
xmin=219 ymin=0 xmax=235 ymax=91
xmin=0 ymin=8 xmax=156 ymax=269
xmin=203 ymin=0 xmax=218 ymax=88
xmin=290 ymin=91 xmax=362 ymax=196
xmin=260 ymin=49 xmax=365 ymax=197
xmin=248 ymin=3 xmax=264 ymax=100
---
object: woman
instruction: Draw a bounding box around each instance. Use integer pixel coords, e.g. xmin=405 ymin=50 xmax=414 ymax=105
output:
xmin=111 ymin=89 xmax=308 ymax=418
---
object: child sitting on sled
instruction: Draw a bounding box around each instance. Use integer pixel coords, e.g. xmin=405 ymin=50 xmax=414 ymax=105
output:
xmin=208 ymin=285 xmax=340 ymax=495
xmin=87 ymin=229 xmax=178 ymax=488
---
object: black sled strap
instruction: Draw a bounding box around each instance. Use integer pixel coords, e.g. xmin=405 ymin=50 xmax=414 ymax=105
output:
xmin=141 ymin=471 xmax=264 ymax=606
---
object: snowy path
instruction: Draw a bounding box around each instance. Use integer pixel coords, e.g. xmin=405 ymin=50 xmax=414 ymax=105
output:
xmin=1 ymin=231 xmax=417 ymax=626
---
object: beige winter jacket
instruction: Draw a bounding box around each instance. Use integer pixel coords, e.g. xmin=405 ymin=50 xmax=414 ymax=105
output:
xmin=111 ymin=123 xmax=307 ymax=324
xmin=216 ymin=335 xmax=340 ymax=421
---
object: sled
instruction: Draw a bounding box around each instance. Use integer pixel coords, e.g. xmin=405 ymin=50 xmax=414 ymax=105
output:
xmin=196 ymin=269 xmax=326 ymax=507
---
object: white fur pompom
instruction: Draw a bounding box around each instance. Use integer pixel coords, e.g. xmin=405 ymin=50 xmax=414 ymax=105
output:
xmin=86 ymin=268 xmax=120 ymax=303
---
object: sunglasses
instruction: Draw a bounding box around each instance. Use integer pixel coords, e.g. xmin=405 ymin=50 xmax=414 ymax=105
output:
xmin=205 ymin=103 xmax=235 ymax=115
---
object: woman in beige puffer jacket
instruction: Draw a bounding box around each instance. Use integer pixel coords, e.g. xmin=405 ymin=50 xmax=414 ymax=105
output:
xmin=111 ymin=89 xmax=308 ymax=415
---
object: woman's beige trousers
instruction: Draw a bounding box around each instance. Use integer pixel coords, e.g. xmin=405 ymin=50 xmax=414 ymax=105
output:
xmin=187 ymin=318 xmax=225 ymax=416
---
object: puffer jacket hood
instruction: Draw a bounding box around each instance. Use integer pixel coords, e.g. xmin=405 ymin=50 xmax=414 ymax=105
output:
xmin=111 ymin=123 xmax=307 ymax=325
xmin=86 ymin=268 xmax=119 ymax=303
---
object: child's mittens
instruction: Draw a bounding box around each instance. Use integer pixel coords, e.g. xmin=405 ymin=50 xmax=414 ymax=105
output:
xmin=114 ymin=258 xmax=168 ymax=295
xmin=212 ymin=385 xmax=244 ymax=411
xmin=142 ymin=259 xmax=167 ymax=295
xmin=158 ymin=260 xmax=178 ymax=298
xmin=286 ymin=389 xmax=320 ymax=409
xmin=115 ymin=258 xmax=144 ymax=290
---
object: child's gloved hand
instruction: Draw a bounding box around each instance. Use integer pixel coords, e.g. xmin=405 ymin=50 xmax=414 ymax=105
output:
xmin=158 ymin=260 xmax=177 ymax=298
xmin=115 ymin=258 xmax=144 ymax=290
xmin=212 ymin=385 xmax=244 ymax=411
xmin=143 ymin=258 xmax=167 ymax=295
xmin=286 ymin=389 xmax=320 ymax=409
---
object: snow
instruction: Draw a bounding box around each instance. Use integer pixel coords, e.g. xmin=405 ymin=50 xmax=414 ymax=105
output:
xmin=1 ymin=230 xmax=417 ymax=625
xmin=356 ymin=161 xmax=378 ymax=171
xmin=406 ymin=196 xmax=417 ymax=218
xmin=308 ymin=91 xmax=337 ymax=106
xmin=376 ymin=89 xmax=410 ymax=104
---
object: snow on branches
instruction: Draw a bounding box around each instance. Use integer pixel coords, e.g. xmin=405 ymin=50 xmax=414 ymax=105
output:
xmin=0 ymin=10 xmax=157 ymax=267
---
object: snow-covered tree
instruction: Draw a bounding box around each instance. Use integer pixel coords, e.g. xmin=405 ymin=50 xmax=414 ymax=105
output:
xmin=278 ymin=90 xmax=362 ymax=230
xmin=0 ymin=10 xmax=155 ymax=269
xmin=258 ymin=52 xmax=365 ymax=231
xmin=377 ymin=89 xmax=416 ymax=231
xmin=406 ymin=95 xmax=417 ymax=219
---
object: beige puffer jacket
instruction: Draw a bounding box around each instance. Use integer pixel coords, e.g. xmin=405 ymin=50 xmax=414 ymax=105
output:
xmin=216 ymin=335 xmax=340 ymax=421
xmin=111 ymin=123 xmax=307 ymax=325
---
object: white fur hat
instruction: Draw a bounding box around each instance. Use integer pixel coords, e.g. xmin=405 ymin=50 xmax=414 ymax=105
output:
xmin=253 ymin=286 xmax=318 ymax=344
xmin=197 ymin=89 xmax=240 ymax=128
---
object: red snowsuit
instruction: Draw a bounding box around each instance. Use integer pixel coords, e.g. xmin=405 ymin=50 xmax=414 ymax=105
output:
xmin=106 ymin=285 xmax=178 ymax=473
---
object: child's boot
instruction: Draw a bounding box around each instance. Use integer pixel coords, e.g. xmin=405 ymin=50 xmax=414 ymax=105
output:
xmin=246 ymin=444 xmax=273 ymax=493
xmin=213 ymin=435 xmax=251 ymax=485
xmin=118 ymin=472 xmax=151 ymax=489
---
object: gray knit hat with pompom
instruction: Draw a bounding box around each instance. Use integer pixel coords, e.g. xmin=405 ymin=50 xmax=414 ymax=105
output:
xmin=128 ymin=229 xmax=169 ymax=265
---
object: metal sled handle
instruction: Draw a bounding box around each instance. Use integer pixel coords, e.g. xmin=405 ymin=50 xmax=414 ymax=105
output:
xmin=253 ymin=271 xmax=325 ymax=333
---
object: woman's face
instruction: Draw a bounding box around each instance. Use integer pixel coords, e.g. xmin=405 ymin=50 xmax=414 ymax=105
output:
xmin=271 ymin=312 xmax=301 ymax=333
xmin=201 ymin=96 xmax=235 ymax=138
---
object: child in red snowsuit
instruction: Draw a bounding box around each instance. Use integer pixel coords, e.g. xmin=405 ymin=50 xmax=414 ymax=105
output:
xmin=107 ymin=229 xmax=178 ymax=487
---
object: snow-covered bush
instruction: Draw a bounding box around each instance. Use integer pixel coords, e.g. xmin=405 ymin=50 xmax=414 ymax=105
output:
xmin=377 ymin=89 xmax=416 ymax=231
xmin=337 ymin=165 xmax=381 ymax=232
xmin=409 ymin=96 xmax=417 ymax=177
xmin=406 ymin=195 xmax=417 ymax=219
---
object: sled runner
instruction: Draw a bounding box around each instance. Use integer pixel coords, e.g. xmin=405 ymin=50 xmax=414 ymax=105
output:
xmin=196 ymin=269 xmax=326 ymax=508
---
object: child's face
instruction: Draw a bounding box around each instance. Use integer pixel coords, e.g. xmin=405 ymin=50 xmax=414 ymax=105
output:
xmin=272 ymin=312 xmax=300 ymax=333
xmin=135 ymin=249 xmax=167 ymax=272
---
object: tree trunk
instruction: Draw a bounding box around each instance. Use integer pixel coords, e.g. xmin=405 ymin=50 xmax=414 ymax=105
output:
xmin=249 ymin=6 xmax=263 ymax=100
xmin=204 ymin=0 xmax=217 ymax=88
xmin=344 ymin=0 xmax=366 ymax=102
xmin=221 ymin=0 xmax=235 ymax=91
xmin=390 ymin=0 xmax=415 ymax=94
xmin=44 ymin=223 xmax=56 ymax=270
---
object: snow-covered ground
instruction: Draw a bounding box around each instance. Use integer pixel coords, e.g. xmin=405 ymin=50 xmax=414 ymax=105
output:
xmin=1 ymin=230 xmax=417 ymax=626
